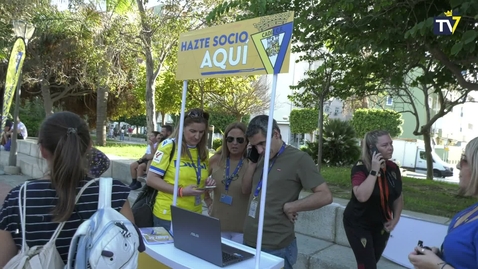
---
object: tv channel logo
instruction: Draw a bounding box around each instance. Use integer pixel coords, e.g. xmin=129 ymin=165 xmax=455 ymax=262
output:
xmin=433 ymin=10 xmax=461 ymax=35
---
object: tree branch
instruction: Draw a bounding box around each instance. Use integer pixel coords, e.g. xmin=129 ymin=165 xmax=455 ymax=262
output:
xmin=427 ymin=45 xmax=478 ymax=91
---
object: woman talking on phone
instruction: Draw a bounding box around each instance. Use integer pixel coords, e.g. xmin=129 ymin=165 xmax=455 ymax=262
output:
xmin=342 ymin=130 xmax=403 ymax=269
xmin=205 ymin=122 xmax=250 ymax=243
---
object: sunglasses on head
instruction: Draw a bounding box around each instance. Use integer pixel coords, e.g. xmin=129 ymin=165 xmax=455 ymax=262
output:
xmin=226 ymin=136 xmax=245 ymax=144
xmin=186 ymin=109 xmax=209 ymax=121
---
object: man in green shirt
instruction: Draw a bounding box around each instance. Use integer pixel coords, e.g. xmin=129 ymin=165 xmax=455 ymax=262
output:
xmin=242 ymin=115 xmax=333 ymax=269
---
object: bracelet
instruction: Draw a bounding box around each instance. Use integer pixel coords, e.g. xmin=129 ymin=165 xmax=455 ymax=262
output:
xmin=438 ymin=262 xmax=449 ymax=269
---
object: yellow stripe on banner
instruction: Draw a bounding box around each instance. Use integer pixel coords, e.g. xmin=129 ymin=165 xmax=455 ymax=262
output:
xmin=138 ymin=253 xmax=171 ymax=269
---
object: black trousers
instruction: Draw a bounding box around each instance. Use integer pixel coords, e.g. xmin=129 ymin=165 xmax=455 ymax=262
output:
xmin=343 ymin=221 xmax=390 ymax=269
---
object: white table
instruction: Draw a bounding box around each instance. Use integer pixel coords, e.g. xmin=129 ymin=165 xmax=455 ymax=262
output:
xmin=144 ymin=237 xmax=284 ymax=269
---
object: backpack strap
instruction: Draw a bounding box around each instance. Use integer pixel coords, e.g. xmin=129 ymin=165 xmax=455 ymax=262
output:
xmin=98 ymin=177 xmax=113 ymax=209
xmin=18 ymin=179 xmax=100 ymax=252
xmin=18 ymin=182 xmax=28 ymax=253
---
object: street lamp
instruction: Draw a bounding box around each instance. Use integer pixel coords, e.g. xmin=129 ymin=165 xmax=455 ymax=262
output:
xmin=6 ymin=20 xmax=35 ymax=173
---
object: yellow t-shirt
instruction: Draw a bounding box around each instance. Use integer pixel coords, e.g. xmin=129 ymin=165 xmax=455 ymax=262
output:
xmin=149 ymin=139 xmax=209 ymax=221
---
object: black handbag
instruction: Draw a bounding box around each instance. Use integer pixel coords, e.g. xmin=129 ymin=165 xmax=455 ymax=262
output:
xmin=131 ymin=141 xmax=175 ymax=228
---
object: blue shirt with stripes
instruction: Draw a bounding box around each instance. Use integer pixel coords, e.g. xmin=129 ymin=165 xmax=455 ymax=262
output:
xmin=0 ymin=178 xmax=130 ymax=263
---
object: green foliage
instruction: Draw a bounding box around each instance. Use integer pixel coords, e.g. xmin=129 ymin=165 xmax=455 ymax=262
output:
xmin=350 ymin=109 xmax=403 ymax=138
xmin=117 ymin=114 xmax=146 ymax=127
xmin=15 ymin=97 xmax=46 ymax=137
xmin=301 ymin=119 xmax=360 ymax=166
xmin=321 ymin=119 xmax=361 ymax=166
xmin=208 ymin=110 xmax=249 ymax=133
xmin=208 ymin=0 xmax=478 ymax=103
xmin=289 ymin=109 xmax=318 ymax=134
xmin=205 ymin=76 xmax=270 ymax=120
xmin=213 ymin=138 xmax=222 ymax=150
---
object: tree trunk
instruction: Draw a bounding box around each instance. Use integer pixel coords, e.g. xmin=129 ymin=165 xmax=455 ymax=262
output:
xmin=137 ymin=0 xmax=157 ymax=134
xmin=317 ymin=94 xmax=325 ymax=172
xmin=160 ymin=111 xmax=166 ymax=126
xmin=96 ymin=85 xmax=108 ymax=146
xmin=423 ymin=129 xmax=434 ymax=180
xmin=200 ymin=83 xmax=205 ymax=109
xmin=145 ymin=50 xmax=157 ymax=133
xmin=41 ymin=77 xmax=53 ymax=117
xmin=236 ymin=115 xmax=242 ymax=122
xmin=361 ymin=96 xmax=369 ymax=108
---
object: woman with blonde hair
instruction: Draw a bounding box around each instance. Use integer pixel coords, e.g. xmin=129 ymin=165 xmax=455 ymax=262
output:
xmin=343 ymin=130 xmax=403 ymax=269
xmin=205 ymin=122 xmax=250 ymax=243
xmin=146 ymin=108 xmax=215 ymax=231
xmin=409 ymin=136 xmax=478 ymax=269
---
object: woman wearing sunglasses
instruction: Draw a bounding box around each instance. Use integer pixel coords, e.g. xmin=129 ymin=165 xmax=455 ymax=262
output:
xmin=146 ymin=108 xmax=215 ymax=232
xmin=205 ymin=122 xmax=250 ymax=243
xmin=409 ymin=137 xmax=478 ymax=269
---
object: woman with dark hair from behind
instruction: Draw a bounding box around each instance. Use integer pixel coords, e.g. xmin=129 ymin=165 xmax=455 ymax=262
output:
xmin=0 ymin=111 xmax=134 ymax=267
xmin=342 ymin=130 xmax=403 ymax=269
xmin=205 ymin=122 xmax=250 ymax=243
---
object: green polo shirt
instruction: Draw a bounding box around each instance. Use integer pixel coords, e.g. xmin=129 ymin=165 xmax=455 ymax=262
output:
xmin=243 ymin=146 xmax=325 ymax=249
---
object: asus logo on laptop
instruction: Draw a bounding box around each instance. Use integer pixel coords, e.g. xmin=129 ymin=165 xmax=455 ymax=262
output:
xmin=190 ymin=232 xmax=199 ymax=238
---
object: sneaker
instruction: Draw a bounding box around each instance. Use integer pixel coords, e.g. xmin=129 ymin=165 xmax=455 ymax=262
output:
xmin=130 ymin=181 xmax=142 ymax=190
xmin=128 ymin=180 xmax=137 ymax=188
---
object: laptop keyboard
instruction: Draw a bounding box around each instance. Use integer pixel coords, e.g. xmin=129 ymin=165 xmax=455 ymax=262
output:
xmin=222 ymin=252 xmax=240 ymax=263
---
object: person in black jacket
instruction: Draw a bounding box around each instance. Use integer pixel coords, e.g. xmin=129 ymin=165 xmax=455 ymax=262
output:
xmin=343 ymin=130 xmax=403 ymax=269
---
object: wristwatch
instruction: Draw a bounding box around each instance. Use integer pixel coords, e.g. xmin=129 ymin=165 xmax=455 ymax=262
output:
xmin=370 ymin=170 xmax=378 ymax=176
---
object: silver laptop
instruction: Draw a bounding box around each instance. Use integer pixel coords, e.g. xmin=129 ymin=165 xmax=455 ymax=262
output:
xmin=170 ymin=205 xmax=254 ymax=267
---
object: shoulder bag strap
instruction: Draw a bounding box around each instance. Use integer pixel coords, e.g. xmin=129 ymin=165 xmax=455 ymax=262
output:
xmin=98 ymin=177 xmax=113 ymax=210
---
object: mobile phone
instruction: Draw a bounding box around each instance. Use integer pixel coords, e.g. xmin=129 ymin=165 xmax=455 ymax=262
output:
xmin=247 ymin=147 xmax=260 ymax=163
xmin=417 ymin=240 xmax=432 ymax=255
xmin=370 ymin=145 xmax=379 ymax=156
xmin=195 ymin=185 xmax=216 ymax=191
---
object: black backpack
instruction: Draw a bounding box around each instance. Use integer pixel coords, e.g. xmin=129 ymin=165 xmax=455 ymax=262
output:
xmin=131 ymin=141 xmax=175 ymax=227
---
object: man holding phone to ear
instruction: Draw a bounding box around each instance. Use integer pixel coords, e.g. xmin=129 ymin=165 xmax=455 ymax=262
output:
xmin=241 ymin=115 xmax=333 ymax=269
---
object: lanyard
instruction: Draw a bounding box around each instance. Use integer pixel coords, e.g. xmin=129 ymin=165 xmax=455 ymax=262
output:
xmin=253 ymin=143 xmax=287 ymax=198
xmin=186 ymin=148 xmax=202 ymax=186
xmin=224 ymin=157 xmax=244 ymax=191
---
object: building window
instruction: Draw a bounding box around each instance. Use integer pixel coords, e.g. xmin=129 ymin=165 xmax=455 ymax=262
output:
xmin=334 ymin=107 xmax=339 ymax=116
xmin=386 ymin=96 xmax=393 ymax=106
xmin=325 ymin=106 xmax=329 ymax=113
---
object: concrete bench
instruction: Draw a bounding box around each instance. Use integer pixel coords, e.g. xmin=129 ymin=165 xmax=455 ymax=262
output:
xmin=1 ymin=139 xmax=134 ymax=185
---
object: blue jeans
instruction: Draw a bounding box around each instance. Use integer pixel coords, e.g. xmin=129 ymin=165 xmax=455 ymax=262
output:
xmin=153 ymin=215 xmax=172 ymax=234
xmin=260 ymin=239 xmax=298 ymax=269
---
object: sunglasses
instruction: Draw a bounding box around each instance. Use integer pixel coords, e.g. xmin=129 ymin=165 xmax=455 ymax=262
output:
xmin=186 ymin=109 xmax=209 ymax=121
xmin=226 ymin=136 xmax=245 ymax=144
